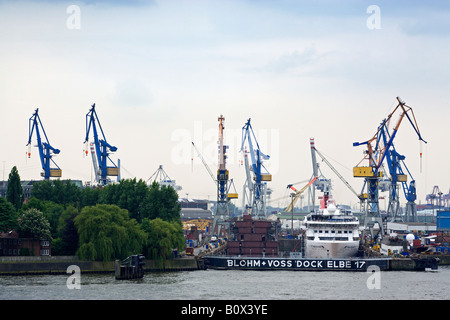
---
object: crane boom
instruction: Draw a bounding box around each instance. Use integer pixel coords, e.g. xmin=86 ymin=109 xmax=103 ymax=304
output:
xmin=285 ymin=177 xmax=317 ymax=212
xmin=27 ymin=108 xmax=61 ymax=179
xmin=191 ymin=141 xmax=217 ymax=185
xmin=313 ymin=146 xmax=361 ymax=200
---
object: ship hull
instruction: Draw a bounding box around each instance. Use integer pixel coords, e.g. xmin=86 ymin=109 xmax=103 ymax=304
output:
xmin=305 ymin=240 xmax=360 ymax=259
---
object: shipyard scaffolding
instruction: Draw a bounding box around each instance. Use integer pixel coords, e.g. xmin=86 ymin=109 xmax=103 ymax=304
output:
xmin=353 ymin=97 xmax=426 ymax=243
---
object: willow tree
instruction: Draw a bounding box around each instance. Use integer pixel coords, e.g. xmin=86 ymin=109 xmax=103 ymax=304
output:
xmin=74 ymin=204 xmax=147 ymax=261
xmin=141 ymin=217 xmax=185 ymax=260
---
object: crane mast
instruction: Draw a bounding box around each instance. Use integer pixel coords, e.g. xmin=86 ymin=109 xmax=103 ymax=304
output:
xmin=84 ymin=103 xmax=119 ymax=186
xmin=27 ymin=108 xmax=62 ymax=179
xmin=240 ymin=118 xmax=271 ymax=218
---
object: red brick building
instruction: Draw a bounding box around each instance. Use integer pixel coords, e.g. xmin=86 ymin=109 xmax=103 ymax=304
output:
xmin=0 ymin=231 xmax=51 ymax=256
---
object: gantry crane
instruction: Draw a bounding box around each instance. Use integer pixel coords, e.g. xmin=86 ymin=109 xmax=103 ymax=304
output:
xmin=84 ymin=103 xmax=119 ymax=185
xmin=353 ymin=97 xmax=426 ymax=239
xmin=27 ymin=108 xmax=62 ymax=179
xmin=147 ymin=165 xmax=182 ymax=191
xmin=240 ymin=118 xmax=271 ymax=217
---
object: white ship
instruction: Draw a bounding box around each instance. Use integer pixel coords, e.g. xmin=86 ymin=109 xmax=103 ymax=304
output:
xmin=303 ymin=194 xmax=360 ymax=258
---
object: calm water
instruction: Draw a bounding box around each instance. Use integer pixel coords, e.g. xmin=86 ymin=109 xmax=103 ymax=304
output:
xmin=1 ymin=266 xmax=449 ymax=300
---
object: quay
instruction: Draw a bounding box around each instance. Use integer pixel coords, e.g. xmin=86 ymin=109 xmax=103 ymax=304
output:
xmin=0 ymin=255 xmax=199 ymax=276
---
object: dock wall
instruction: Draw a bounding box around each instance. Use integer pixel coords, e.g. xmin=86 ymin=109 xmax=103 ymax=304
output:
xmin=0 ymin=256 xmax=199 ymax=275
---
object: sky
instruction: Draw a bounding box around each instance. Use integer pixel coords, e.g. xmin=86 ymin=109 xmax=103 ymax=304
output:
xmin=1 ymin=0 xmax=449 ymax=211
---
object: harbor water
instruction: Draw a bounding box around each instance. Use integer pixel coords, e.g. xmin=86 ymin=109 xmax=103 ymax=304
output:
xmin=1 ymin=266 xmax=449 ymax=300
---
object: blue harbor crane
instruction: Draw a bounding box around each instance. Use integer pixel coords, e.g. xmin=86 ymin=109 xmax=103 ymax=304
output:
xmin=379 ymin=124 xmax=421 ymax=222
xmin=240 ymin=118 xmax=271 ymax=217
xmin=27 ymin=108 xmax=62 ymax=179
xmin=84 ymin=103 xmax=119 ymax=185
xmin=353 ymin=97 xmax=426 ymax=239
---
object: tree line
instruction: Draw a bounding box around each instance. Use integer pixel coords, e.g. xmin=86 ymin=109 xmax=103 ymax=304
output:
xmin=0 ymin=166 xmax=185 ymax=261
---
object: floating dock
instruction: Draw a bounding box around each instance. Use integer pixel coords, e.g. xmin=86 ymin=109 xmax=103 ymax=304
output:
xmin=202 ymin=255 xmax=439 ymax=271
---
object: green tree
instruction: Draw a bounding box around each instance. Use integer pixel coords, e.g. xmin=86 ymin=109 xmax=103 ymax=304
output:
xmin=99 ymin=178 xmax=149 ymax=221
xmin=142 ymin=218 xmax=185 ymax=260
xmin=31 ymin=179 xmax=80 ymax=207
xmin=79 ymin=186 xmax=100 ymax=208
xmin=55 ymin=205 xmax=79 ymax=255
xmin=6 ymin=166 xmax=24 ymax=210
xmin=21 ymin=198 xmax=64 ymax=239
xmin=0 ymin=197 xmax=18 ymax=232
xmin=142 ymin=181 xmax=181 ymax=222
xmin=17 ymin=208 xmax=52 ymax=240
xmin=74 ymin=204 xmax=147 ymax=261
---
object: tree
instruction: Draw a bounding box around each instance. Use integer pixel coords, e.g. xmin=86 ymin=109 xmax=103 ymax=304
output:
xmin=141 ymin=218 xmax=185 ymax=260
xmin=6 ymin=166 xmax=24 ymax=210
xmin=0 ymin=197 xmax=18 ymax=232
xmin=55 ymin=205 xmax=79 ymax=255
xmin=17 ymin=208 xmax=52 ymax=240
xmin=99 ymin=178 xmax=149 ymax=222
xmin=31 ymin=179 xmax=80 ymax=207
xmin=141 ymin=181 xmax=181 ymax=222
xmin=74 ymin=204 xmax=147 ymax=261
xmin=20 ymin=198 xmax=64 ymax=239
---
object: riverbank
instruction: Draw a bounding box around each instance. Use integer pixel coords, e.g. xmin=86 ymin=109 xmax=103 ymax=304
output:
xmin=0 ymin=256 xmax=199 ymax=275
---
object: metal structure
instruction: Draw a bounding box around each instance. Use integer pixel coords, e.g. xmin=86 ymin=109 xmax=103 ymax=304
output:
xmin=240 ymin=118 xmax=271 ymax=218
xmin=147 ymin=165 xmax=182 ymax=191
xmin=286 ymin=177 xmax=317 ymax=213
xmin=310 ymin=138 xmax=365 ymax=211
xmin=191 ymin=115 xmax=238 ymax=236
xmin=27 ymin=108 xmax=62 ymax=179
xmin=84 ymin=103 xmax=119 ymax=185
xmin=353 ymin=97 xmax=426 ymax=239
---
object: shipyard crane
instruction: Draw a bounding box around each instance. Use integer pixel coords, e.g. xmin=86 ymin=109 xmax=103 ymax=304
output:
xmin=379 ymin=125 xmax=419 ymax=222
xmin=147 ymin=165 xmax=182 ymax=191
xmin=240 ymin=118 xmax=271 ymax=217
xmin=84 ymin=103 xmax=119 ymax=186
xmin=27 ymin=108 xmax=62 ymax=179
xmin=353 ymin=97 xmax=426 ymax=238
xmin=191 ymin=115 xmax=238 ymax=236
xmin=310 ymin=138 xmax=365 ymax=211
xmin=285 ymin=177 xmax=317 ymax=213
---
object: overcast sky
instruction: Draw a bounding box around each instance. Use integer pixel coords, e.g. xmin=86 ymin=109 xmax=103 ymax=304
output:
xmin=1 ymin=0 xmax=449 ymax=210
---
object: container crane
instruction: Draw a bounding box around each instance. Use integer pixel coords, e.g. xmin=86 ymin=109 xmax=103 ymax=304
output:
xmin=84 ymin=103 xmax=119 ymax=186
xmin=353 ymin=97 xmax=426 ymax=238
xmin=147 ymin=165 xmax=182 ymax=191
xmin=240 ymin=118 xmax=271 ymax=217
xmin=27 ymin=108 xmax=62 ymax=179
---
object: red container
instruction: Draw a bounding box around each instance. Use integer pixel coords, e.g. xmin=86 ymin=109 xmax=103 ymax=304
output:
xmin=235 ymin=221 xmax=252 ymax=228
xmin=243 ymin=214 xmax=253 ymax=221
xmin=413 ymin=239 xmax=421 ymax=247
xmin=253 ymin=220 xmax=271 ymax=228
xmin=241 ymin=247 xmax=263 ymax=255
xmin=228 ymin=247 xmax=241 ymax=255
xmin=242 ymin=241 xmax=264 ymax=248
xmin=243 ymin=234 xmax=262 ymax=241
xmin=253 ymin=228 xmax=268 ymax=234
xmin=265 ymin=241 xmax=278 ymax=248
xmin=239 ymin=227 xmax=252 ymax=234
xmin=228 ymin=241 xmax=240 ymax=248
